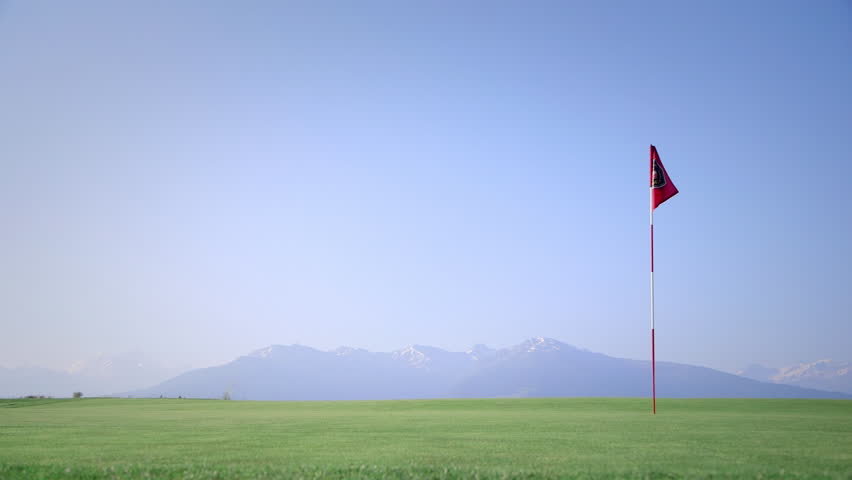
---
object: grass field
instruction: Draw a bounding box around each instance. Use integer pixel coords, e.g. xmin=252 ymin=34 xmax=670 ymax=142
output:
xmin=1 ymin=397 xmax=850 ymax=479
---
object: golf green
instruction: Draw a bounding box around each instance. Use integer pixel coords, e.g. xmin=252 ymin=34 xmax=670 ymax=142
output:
xmin=1 ymin=397 xmax=850 ymax=479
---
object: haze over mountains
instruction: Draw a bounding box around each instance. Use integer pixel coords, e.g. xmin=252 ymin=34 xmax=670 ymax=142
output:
xmin=736 ymin=360 xmax=852 ymax=395
xmin=3 ymin=339 xmax=849 ymax=399
xmin=0 ymin=352 xmax=183 ymax=398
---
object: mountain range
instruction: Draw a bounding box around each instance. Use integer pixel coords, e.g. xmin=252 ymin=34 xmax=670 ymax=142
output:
xmin=4 ymin=339 xmax=849 ymax=400
xmin=126 ymin=338 xmax=850 ymax=400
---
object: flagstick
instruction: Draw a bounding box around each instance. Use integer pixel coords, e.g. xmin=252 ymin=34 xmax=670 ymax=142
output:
xmin=650 ymin=185 xmax=656 ymax=415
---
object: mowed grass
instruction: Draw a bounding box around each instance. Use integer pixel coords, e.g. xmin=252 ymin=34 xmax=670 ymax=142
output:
xmin=1 ymin=397 xmax=850 ymax=479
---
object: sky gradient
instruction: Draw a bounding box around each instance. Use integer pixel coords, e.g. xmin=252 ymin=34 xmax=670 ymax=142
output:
xmin=1 ymin=1 xmax=850 ymax=373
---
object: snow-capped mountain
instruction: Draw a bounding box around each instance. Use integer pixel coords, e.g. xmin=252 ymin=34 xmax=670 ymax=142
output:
xmin=391 ymin=345 xmax=431 ymax=368
xmin=507 ymin=336 xmax=568 ymax=354
xmin=466 ymin=344 xmax=497 ymax=361
xmin=127 ymin=338 xmax=850 ymax=400
xmin=392 ymin=345 xmax=478 ymax=372
xmin=737 ymin=359 xmax=852 ymax=394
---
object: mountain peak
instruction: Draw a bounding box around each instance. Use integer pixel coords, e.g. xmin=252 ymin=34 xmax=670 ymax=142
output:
xmin=392 ymin=346 xmax=430 ymax=368
xmin=333 ymin=346 xmax=368 ymax=356
xmin=247 ymin=344 xmax=320 ymax=359
xmin=776 ymin=359 xmax=850 ymax=380
xmin=466 ymin=344 xmax=496 ymax=360
xmin=248 ymin=345 xmax=283 ymax=358
xmin=515 ymin=337 xmax=568 ymax=353
xmin=737 ymin=359 xmax=852 ymax=394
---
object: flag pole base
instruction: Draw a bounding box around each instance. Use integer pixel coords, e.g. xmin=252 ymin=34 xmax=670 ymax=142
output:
xmin=652 ymin=328 xmax=656 ymax=415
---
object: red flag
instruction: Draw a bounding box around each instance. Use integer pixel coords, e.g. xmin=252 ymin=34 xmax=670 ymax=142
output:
xmin=650 ymin=145 xmax=678 ymax=209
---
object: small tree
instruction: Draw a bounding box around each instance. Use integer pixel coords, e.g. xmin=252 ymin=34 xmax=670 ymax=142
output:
xmin=72 ymin=392 xmax=83 ymax=399
xmin=222 ymin=391 xmax=231 ymax=401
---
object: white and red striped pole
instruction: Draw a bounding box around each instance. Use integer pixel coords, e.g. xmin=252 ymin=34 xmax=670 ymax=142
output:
xmin=650 ymin=181 xmax=656 ymax=415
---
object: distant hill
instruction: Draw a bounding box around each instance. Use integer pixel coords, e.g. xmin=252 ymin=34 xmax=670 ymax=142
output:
xmin=0 ymin=352 xmax=182 ymax=398
xmin=128 ymin=338 xmax=849 ymax=400
xmin=0 ymin=366 xmax=80 ymax=398
xmin=737 ymin=359 xmax=852 ymax=395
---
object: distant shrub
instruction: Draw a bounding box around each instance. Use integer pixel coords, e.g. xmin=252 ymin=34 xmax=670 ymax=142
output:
xmin=73 ymin=392 xmax=83 ymax=399
xmin=223 ymin=391 xmax=231 ymax=401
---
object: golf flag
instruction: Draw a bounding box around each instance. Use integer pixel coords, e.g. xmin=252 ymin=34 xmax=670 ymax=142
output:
xmin=650 ymin=145 xmax=678 ymax=209
xmin=648 ymin=144 xmax=678 ymax=415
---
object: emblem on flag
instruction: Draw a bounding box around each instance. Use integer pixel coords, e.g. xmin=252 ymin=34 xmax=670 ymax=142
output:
xmin=652 ymin=161 xmax=666 ymax=188
xmin=650 ymin=145 xmax=678 ymax=209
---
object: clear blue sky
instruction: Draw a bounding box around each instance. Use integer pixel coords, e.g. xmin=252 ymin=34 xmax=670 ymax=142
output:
xmin=1 ymin=1 xmax=850 ymax=373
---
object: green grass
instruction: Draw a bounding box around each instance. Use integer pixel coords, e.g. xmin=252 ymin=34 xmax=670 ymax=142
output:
xmin=1 ymin=397 xmax=850 ymax=479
